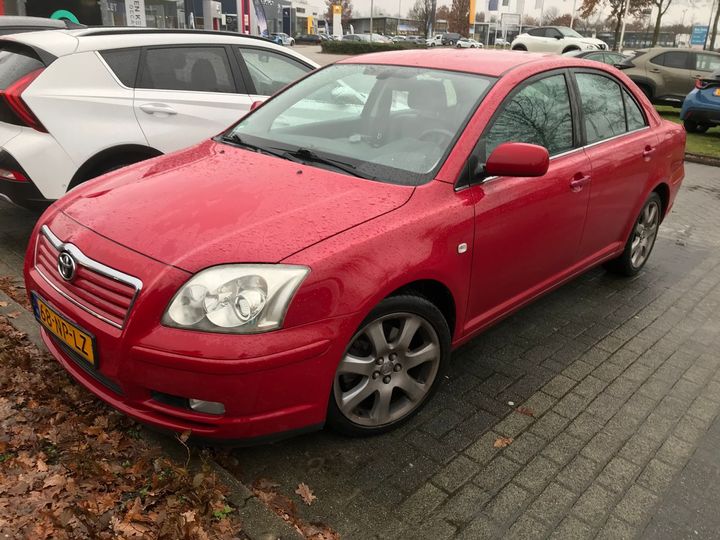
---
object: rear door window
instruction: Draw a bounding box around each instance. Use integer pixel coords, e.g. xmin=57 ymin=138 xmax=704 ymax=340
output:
xmin=238 ymin=48 xmax=311 ymax=96
xmin=694 ymin=53 xmax=720 ymax=73
xmin=651 ymin=51 xmax=689 ymax=69
xmin=575 ymin=72 xmax=626 ymax=143
xmin=138 ymin=47 xmax=236 ymax=93
xmin=100 ymin=48 xmax=140 ymax=87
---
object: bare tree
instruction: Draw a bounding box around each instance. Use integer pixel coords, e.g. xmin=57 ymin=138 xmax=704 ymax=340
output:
xmin=651 ymin=0 xmax=672 ymax=46
xmin=543 ymin=6 xmax=559 ymax=24
xmin=409 ymin=0 xmax=434 ymax=36
xmin=448 ymin=0 xmax=471 ymax=35
xmin=580 ymin=0 xmax=652 ymax=49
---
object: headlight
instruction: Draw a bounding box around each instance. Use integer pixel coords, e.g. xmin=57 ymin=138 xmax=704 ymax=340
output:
xmin=163 ymin=264 xmax=308 ymax=333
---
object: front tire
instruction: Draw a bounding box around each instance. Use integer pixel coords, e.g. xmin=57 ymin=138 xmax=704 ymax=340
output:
xmin=604 ymin=193 xmax=662 ymax=276
xmin=327 ymin=295 xmax=450 ymax=436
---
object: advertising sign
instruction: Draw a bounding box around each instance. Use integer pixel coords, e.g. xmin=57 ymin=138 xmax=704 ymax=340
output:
xmin=125 ymin=0 xmax=147 ymax=27
xmin=690 ymin=25 xmax=708 ymax=46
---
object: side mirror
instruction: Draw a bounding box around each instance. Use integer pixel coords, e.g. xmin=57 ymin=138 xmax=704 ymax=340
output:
xmin=250 ymin=100 xmax=263 ymax=111
xmin=484 ymin=142 xmax=549 ymax=178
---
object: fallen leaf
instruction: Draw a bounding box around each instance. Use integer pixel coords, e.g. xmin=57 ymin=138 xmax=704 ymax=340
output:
xmin=295 ymin=482 xmax=317 ymax=505
xmin=516 ymin=406 xmax=535 ymax=417
xmin=179 ymin=430 xmax=191 ymax=443
xmin=0 ymin=301 xmax=8 ymax=307
xmin=6 ymin=311 xmax=20 ymax=319
xmin=493 ymin=436 xmax=513 ymax=448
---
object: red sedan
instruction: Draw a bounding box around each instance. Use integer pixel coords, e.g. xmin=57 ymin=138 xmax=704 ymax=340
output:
xmin=24 ymin=50 xmax=686 ymax=442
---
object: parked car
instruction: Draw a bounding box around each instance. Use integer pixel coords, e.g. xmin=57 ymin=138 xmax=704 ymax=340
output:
xmin=0 ymin=28 xmax=317 ymax=209
xmin=24 ymin=50 xmax=685 ymax=442
xmin=495 ymin=38 xmax=510 ymax=46
xmin=294 ymin=33 xmax=323 ymax=44
xmin=617 ymin=47 xmax=720 ymax=105
xmin=563 ymin=49 xmax=628 ymax=65
xmin=456 ymin=38 xmax=483 ymax=49
xmin=405 ymin=35 xmax=425 ymax=44
xmin=426 ymin=34 xmax=443 ymax=47
xmin=0 ymin=15 xmax=85 ymax=35
xmin=441 ymin=32 xmax=461 ymax=46
xmin=343 ymin=33 xmax=391 ymax=43
xmin=511 ymin=26 xmax=607 ymax=53
xmin=390 ymin=35 xmax=406 ymax=42
xmin=270 ymin=32 xmax=295 ymax=46
xmin=680 ymin=69 xmax=720 ymax=132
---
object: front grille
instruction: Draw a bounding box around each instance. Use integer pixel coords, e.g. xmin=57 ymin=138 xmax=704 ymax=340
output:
xmin=35 ymin=226 xmax=142 ymax=329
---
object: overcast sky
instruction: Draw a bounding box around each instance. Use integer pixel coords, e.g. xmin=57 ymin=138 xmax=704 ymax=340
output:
xmin=351 ymin=0 xmax=716 ymax=27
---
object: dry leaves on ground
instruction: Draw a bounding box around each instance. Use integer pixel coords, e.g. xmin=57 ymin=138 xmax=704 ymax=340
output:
xmin=295 ymin=483 xmax=317 ymax=506
xmin=493 ymin=436 xmax=514 ymax=448
xmin=516 ymin=406 xmax=535 ymax=417
xmin=0 ymin=275 xmax=31 ymax=310
xmin=0 ymin=316 xmax=241 ymax=539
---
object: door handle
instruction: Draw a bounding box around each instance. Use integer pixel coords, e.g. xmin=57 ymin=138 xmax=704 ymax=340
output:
xmin=569 ymin=174 xmax=591 ymax=192
xmin=139 ymin=103 xmax=177 ymax=115
xmin=649 ymin=68 xmax=661 ymax=73
xmin=643 ymin=146 xmax=655 ymax=159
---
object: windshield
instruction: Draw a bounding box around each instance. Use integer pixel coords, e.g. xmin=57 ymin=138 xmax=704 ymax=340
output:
xmin=224 ymin=64 xmax=494 ymax=186
xmin=558 ymin=27 xmax=583 ymax=38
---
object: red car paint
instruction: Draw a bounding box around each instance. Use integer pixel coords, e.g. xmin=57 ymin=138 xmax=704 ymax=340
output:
xmin=24 ymin=50 xmax=686 ymax=441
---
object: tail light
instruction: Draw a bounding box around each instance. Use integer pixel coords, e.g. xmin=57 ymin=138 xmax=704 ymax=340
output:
xmin=0 ymin=167 xmax=28 ymax=182
xmin=695 ymin=79 xmax=705 ymax=89
xmin=1 ymin=68 xmax=46 ymax=132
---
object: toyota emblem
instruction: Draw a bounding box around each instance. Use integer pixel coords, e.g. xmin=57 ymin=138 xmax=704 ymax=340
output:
xmin=57 ymin=252 xmax=77 ymax=282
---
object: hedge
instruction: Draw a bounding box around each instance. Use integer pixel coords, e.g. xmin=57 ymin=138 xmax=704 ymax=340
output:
xmin=320 ymin=40 xmax=427 ymax=55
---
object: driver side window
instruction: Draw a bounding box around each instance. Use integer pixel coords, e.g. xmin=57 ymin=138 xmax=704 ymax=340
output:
xmin=482 ymin=74 xmax=574 ymax=160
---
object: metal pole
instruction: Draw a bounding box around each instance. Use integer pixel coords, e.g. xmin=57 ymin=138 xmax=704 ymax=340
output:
xmin=618 ymin=0 xmax=630 ymax=52
xmin=539 ymin=0 xmax=545 ymax=26
xmin=370 ymin=0 xmax=374 ymax=41
xmin=705 ymin=0 xmax=717 ymax=50
xmin=570 ymin=0 xmax=577 ymax=28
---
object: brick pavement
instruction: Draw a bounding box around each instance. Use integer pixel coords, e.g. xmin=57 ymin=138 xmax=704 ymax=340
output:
xmin=1 ymin=162 xmax=719 ymax=538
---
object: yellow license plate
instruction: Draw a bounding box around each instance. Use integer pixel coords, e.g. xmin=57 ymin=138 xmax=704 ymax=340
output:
xmin=33 ymin=295 xmax=96 ymax=365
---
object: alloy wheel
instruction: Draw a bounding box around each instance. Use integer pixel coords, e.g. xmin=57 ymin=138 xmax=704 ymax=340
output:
xmin=630 ymin=200 xmax=660 ymax=268
xmin=333 ymin=312 xmax=441 ymax=427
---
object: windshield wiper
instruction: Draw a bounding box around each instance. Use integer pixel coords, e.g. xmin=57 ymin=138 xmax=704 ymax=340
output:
xmin=284 ymin=148 xmax=370 ymax=179
xmin=218 ymin=133 xmax=289 ymax=161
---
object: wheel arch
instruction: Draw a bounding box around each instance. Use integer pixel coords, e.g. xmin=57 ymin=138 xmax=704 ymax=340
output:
xmin=386 ymin=279 xmax=457 ymax=340
xmin=653 ymin=182 xmax=670 ymax=222
xmin=69 ymin=144 xmax=163 ymax=190
xmin=562 ymin=45 xmax=580 ymax=54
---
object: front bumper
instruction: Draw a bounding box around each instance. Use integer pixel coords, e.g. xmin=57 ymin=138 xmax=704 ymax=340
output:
xmin=681 ymin=107 xmax=720 ymax=126
xmin=24 ymin=213 xmax=358 ymax=442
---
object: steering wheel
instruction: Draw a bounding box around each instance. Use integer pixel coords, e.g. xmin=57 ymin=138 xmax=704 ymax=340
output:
xmin=419 ymin=128 xmax=454 ymax=144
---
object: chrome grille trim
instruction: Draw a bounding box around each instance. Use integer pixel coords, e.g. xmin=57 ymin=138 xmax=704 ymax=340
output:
xmin=35 ymin=225 xmax=143 ymax=329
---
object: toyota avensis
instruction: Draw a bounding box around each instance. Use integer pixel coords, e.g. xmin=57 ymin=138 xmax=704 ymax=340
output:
xmin=25 ymin=50 xmax=686 ymax=442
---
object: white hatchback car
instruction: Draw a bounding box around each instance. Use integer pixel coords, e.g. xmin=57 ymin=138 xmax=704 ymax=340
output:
xmin=0 ymin=28 xmax=318 ymax=209
xmin=511 ymin=26 xmax=607 ymax=54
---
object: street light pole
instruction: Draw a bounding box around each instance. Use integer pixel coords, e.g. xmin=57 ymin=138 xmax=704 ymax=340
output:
xmin=570 ymin=0 xmax=577 ymax=28
xmin=370 ymin=0 xmax=374 ymax=42
xmin=618 ymin=0 xmax=630 ymax=51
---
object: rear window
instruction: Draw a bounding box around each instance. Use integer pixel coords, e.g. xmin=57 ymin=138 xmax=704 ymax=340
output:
xmin=0 ymin=47 xmax=44 ymax=90
xmin=100 ymin=48 xmax=140 ymax=87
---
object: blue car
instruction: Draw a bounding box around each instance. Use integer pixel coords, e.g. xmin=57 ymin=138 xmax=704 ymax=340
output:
xmin=680 ymin=69 xmax=720 ymax=133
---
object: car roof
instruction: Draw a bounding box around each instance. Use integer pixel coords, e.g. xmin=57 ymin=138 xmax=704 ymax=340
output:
xmin=0 ymin=16 xmax=78 ymax=28
xmin=0 ymin=27 xmax=319 ymax=66
xmin=339 ymin=49 xmax=569 ymax=77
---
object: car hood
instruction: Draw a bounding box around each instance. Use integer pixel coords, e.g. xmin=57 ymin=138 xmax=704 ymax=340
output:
xmin=61 ymin=140 xmax=414 ymax=273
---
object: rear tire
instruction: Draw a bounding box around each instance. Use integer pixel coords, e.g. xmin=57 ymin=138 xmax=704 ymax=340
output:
xmin=562 ymin=46 xmax=580 ymax=54
xmin=512 ymin=44 xmax=527 ymax=51
xmin=326 ymin=295 xmax=450 ymax=437
xmin=683 ymin=119 xmax=709 ymax=133
xmin=604 ymin=192 xmax=662 ymax=277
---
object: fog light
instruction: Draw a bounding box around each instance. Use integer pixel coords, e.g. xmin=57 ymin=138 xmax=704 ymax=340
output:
xmin=188 ymin=399 xmax=225 ymax=415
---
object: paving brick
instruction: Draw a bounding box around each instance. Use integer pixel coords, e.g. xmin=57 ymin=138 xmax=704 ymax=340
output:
xmin=432 ymin=455 xmax=477 ymax=493
xmin=686 ymin=397 xmax=720 ymax=423
xmin=543 ymin=375 xmax=576 ymax=399
xmin=421 ymin=408 xmax=465 ymax=438
xmin=596 ymin=516 xmax=636 ymax=540
xmin=613 ymin=484 xmax=659 ymax=526
xmin=556 ymin=455 xmax=603 ymax=493
xmin=654 ymin=436 xmax=695 ymax=468
xmin=514 ymin=455 xmax=561 ymax=494
xmin=484 ymin=483 xmax=531 ymax=522
xmin=581 ymin=431 xmax=625 ymax=465
xmin=520 ymin=391 xmax=556 ymax=417
xmin=542 ymin=433 xmax=585 ymax=467
xmin=503 ymin=431 xmax=545 ymax=465
xmin=473 ymin=455 xmax=521 ymax=494
xmin=455 ymin=514 xmax=500 ymax=540
xmin=398 ymin=483 xmax=448 ymax=525
xmin=636 ymin=458 xmax=678 ymax=494
xmin=672 ymin=414 xmax=708 ymax=446
xmin=437 ymin=484 xmax=490 ymax=523
xmin=397 ymin=519 xmax=456 ymax=540
xmin=505 ymin=514 xmax=551 ymax=540
xmin=592 ymin=362 xmax=625 ymax=383
xmin=566 ymin=412 xmax=605 ymax=442
xmin=527 ymin=482 xmax=577 ymax=525
xmin=618 ymin=434 xmax=663 ymax=468
xmin=585 ymin=393 xmax=623 ymax=422
xmin=596 ymin=457 xmax=641 ymax=494
xmin=529 ymin=411 xmax=571 ymax=441
xmin=571 ymin=483 xmax=616 ymax=526
xmin=464 ymin=432 xmax=501 ymax=465
xmin=563 ymin=360 xmax=594 ymax=382
xmin=635 ymin=412 xmax=677 ymax=442
xmin=494 ymin=412 xmax=535 ymax=438
xmin=553 ymin=392 xmax=591 ymax=420
xmin=549 ymin=515 xmax=594 ymax=540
